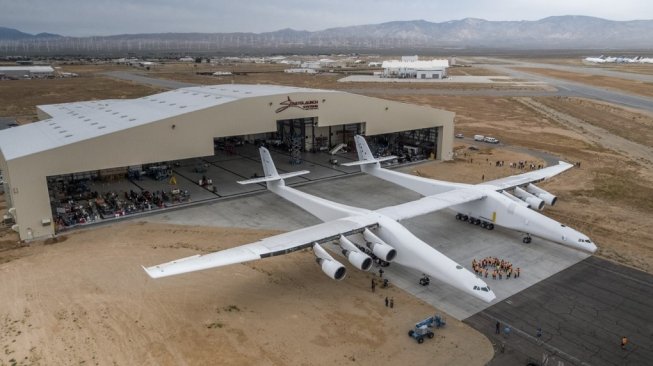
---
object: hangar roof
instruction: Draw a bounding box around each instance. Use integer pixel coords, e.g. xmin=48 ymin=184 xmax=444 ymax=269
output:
xmin=0 ymin=84 xmax=334 ymax=161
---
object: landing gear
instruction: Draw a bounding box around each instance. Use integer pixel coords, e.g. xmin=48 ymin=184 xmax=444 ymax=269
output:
xmin=523 ymin=234 xmax=532 ymax=244
xmin=455 ymin=213 xmax=494 ymax=230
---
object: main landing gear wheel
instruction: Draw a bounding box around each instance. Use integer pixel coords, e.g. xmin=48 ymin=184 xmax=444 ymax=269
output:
xmin=480 ymin=222 xmax=487 ymax=229
xmin=487 ymin=223 xmax=495 ymax=230
xmin=523 ymin=236 xmax=532 ymax=244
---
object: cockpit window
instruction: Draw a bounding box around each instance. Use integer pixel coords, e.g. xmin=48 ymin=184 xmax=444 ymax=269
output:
xmin=473 ymin=286 xmax=480 ymax=290
xmin=481 ymin=287 xmax=489 ymax=292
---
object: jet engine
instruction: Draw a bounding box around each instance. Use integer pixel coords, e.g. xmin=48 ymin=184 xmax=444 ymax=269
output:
xmin=313 ymin=243 xmax=347 ymax=280
xmin=363 ymin=229 xmax=397 ymax=262
xmin=526 ymin=183 xmax=557 ymax=206
xmin=501 ymin=191 xmax=530 ymax=207
xmin=339 ymin=236 xmax=373 ymax=271
xmin=514 ymin=187 xmax=545 ymax=210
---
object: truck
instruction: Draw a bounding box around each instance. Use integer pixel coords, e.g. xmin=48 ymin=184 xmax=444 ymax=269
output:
xmin=483 ymin=136 xmax=499 ymax=144
xmin=474 ymin=134 xmax=484 ymax=141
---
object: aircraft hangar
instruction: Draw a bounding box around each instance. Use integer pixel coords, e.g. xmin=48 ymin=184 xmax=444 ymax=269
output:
xmin=0 ymin=84 xmax=455 ymax=241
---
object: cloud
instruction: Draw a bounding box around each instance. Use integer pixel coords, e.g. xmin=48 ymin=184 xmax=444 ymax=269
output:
xmin=1 ymin=0 xmax=651 ymax=36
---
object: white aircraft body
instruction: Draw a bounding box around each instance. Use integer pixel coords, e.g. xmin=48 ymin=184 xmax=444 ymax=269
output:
xmin=143 ymin=147 xmax=496 ymax=302
xmin=345 ymin=135 xmax=597 ymax=253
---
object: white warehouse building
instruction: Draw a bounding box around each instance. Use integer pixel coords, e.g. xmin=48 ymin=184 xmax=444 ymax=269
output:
xmin=0 ymin=66 xmax=54 ymax=79
xmin=0 ymin=84 xmax=455 ymax=241
xmin=382 ymin=58 xmax=449 ymax=79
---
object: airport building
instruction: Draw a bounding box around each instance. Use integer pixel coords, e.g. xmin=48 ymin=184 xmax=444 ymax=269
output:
xmin=0 ymin=84 xmax=454 ymax=240
xmin=382 ymin=57 xmax=449 ymax=79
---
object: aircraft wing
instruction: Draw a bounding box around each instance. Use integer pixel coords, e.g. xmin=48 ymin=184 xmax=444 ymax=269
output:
xmin=143 ymin=216 xmax=377 ymax=279
xmin=376 ymin=188 xmax=486 ymax=221
xmin=483 ymin=161 xmax=574 ymax=191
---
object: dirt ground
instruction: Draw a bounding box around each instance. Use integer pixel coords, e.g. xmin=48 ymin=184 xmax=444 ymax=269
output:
xmin=0 ymin=222 xmax=493 ymax=366
xmin=0 ymin=75 xmax=162 ymax=122
xmin=514 ymin=67 xmax=653 ymax=98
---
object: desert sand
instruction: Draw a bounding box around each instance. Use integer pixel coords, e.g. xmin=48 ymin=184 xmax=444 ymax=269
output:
xmin=0 ymin=222 xmax=493 ymax=366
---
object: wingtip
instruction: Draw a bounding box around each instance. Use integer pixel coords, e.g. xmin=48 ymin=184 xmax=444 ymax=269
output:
xmin=142 ymin=265 xmax=157 ymax=279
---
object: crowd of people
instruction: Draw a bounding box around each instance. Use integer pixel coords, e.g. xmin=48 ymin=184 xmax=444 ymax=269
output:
xmin=472 ymin=257 xmax=520 ymax=280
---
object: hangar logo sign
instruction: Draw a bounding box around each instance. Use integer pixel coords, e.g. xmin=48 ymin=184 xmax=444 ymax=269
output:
xmin=275 ymin=96 xmax=319 ymax=113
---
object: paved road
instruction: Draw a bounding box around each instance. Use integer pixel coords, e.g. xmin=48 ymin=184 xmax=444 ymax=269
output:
xmin=465 ymin=256 xmax=653 ymax=366
xmin=102 ymin=71 xmax=197 ymax=89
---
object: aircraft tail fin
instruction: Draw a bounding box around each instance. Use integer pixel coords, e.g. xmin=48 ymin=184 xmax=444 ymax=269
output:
xmin=237 ymin=147 xmax=309 ymax=185
xmin=341 ymin=135 xmax=396 ymax=167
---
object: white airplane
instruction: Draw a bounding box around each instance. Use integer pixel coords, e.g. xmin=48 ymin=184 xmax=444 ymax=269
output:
xmin=143 ymin=147 xmax=496 ymax=302
xmin=344 ymin=135 xmax=597 ymax=253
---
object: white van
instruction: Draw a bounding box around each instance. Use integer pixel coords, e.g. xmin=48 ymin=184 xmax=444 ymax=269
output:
xmin=483 ymin=136 xmax=499 ymax=144
xmin=474 ymin=135 xmax=484 ymax=141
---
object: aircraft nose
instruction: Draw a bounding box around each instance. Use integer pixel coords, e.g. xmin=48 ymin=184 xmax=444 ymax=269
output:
xmin=586 ymin=242 xmax=598 ymax=253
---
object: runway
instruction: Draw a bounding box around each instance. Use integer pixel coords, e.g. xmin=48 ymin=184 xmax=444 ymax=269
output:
xmin=103 ymin=68 xmax=653 ymax=113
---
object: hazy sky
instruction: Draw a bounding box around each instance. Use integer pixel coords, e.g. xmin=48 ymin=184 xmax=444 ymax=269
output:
xmin=2 ymin=0 xmax=652 ymax=36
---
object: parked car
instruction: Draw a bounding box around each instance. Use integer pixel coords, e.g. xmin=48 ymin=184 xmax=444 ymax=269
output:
xmin=455 ymin=133 xmax=464 ymax=139
xmin=483 ymin=136 xmax=499 ymax=144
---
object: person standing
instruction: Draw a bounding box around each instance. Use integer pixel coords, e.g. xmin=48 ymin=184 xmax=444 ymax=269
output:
xmin=385 ymin=296 xmax=389 ymax=307
xmin=389 ymin=297 xmax=394 ymax=309
xmin=379 ymin=268 xmax=384 ymax=278
xmin=495 ymin=321 xmax=501 ymax=334
xmin=621 ymin=336 xmax=628 ymax=350
xmin=371 ymin=278 xmax=376 ymax=292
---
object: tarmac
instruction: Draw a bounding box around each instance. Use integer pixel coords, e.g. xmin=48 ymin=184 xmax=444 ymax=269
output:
xmin=145 ymin=165 xmax=590 ymax=320
xmin=465 ymin=256 xmax=653 ymax=365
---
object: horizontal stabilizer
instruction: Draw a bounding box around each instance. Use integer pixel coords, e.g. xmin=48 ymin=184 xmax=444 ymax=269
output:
xmin=342 ymin=156 xmax=397 ymax=167
xmin=237 ymin=170 xmax=310 ymax=185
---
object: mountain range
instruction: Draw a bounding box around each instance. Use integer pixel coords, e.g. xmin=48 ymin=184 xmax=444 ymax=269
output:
xmin=1 ymin=16 xmax=652 ymax=55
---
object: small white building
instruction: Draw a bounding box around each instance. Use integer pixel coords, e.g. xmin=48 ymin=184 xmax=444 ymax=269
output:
xmin=300 ymin=61 xmax=321 ymax=69
xmin=0 ymin=66 xmax=54 ymax=79
xmin=284 ymin=68 xmax=318 ymax=74
xmin=382 ymin=58 xmax=449 ymax=79
xmin=179 ymin=56 xmax=195 ymax=62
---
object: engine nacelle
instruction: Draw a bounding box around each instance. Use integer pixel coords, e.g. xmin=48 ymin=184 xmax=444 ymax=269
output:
xmin=514 ymin=187 xmax=544 ymax=210
xmin=526 ymin=183 xmax=557 ymax=206
xmin=363 ymin=229 xmax=397 ymax=262
xmin=345 ymin=251 xmax=373 ymax=271
xmin=501 ymin=191 xmax=530 ymax=207
xmin=313 ymin=243 xmax=347 ymax=281
xmin=339 ymin=236 xmax=373 ymax=271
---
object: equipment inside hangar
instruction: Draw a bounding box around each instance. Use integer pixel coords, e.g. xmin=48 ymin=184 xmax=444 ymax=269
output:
xmin=0 ymin=84 xmax=454 ymax=240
